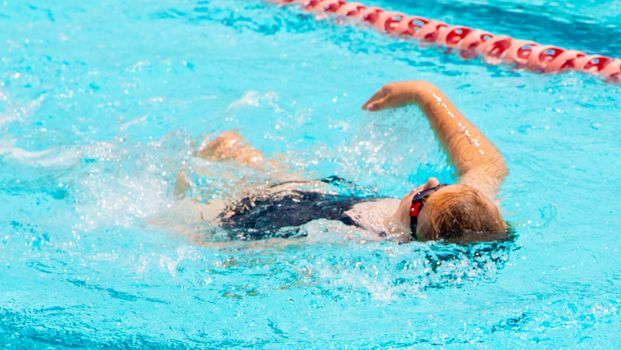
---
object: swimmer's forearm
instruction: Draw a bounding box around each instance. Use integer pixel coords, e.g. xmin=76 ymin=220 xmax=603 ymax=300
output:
xmin=411 ymin=82 xmax=507 ymax=194
xmin=361 ymin=81 xmax=507 ymax=195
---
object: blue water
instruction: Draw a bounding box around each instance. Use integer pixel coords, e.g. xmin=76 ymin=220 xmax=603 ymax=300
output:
xmin=1 ymin=0 xmax=621 ymax=348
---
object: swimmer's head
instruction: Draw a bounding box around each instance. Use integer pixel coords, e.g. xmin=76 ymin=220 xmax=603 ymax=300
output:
xmin=395 ymin=178 xmax=507 ymax=242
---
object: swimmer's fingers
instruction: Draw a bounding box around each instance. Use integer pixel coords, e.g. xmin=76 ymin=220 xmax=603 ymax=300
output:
xmin=362 ymin=87 xmax=389 ymax=111
xmin=363 ymin=81 xmax=422 ymax=111
xmin=362 ymin=85 xmax=404 ymax=111
xmin=365 ymin=96 xmax=390 ymax=111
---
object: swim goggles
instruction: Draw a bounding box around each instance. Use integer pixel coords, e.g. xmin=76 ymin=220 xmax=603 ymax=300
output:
xmin=409 ymin=184 xmax=447 ymax=240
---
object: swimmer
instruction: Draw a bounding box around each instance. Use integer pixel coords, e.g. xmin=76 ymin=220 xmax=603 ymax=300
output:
xmin=173 ymin=81 xmax=508 ymax=244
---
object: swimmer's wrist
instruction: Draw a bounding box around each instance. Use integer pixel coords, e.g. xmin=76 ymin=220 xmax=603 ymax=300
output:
xmin=408 ymin=81 xmax=437 ymax=101
xmin=408 ymin=81 xmax=441 ymax=106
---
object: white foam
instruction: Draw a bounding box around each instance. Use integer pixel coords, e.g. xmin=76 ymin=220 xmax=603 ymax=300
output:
xmin=0 ymin=91 xmax=45 ymax=127
xmin=0 ymin=142 xmax=81 ymax=168
xmin=226 ymin=90 xmax=283 ymax=113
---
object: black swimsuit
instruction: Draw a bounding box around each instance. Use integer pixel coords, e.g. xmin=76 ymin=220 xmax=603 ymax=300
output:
xmin=218 ymin=176 xmax=380 ymax=240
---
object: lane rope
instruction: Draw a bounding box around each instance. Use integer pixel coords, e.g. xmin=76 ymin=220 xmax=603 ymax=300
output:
xmin=270 ymin=0 xmax=621 ymax=82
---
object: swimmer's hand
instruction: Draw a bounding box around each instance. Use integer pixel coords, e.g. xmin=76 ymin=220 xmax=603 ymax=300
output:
xmin=364 ymin=80 xmax=508 ymax=199
xmin=362 ymin=81 xmax=427 ymax=111
xmin=198 ymin=130 xmax=265 ymax=165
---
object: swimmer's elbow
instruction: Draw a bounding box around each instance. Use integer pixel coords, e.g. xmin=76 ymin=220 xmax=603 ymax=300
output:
xmin=494 ymin=158 xmax=509 ymax=180
xmin=500 ymin=163 xmax=509 ymax=179
xmin=485 ymin=158 xmax=508 ymax=184
xmin=459 ymin=159 xmax=508 ymax=196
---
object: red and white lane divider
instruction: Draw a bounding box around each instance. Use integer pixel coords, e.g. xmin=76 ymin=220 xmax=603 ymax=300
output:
xmin=270 ymin=0 xmax=621 ymax=83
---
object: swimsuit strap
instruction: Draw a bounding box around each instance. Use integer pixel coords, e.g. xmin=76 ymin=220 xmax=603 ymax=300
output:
xmin=219 ymin=189 xmax=375 ymax=240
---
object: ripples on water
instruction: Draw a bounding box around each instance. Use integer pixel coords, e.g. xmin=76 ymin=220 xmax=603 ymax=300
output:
xmin=1 ymin=0 xmax=620 ymax=348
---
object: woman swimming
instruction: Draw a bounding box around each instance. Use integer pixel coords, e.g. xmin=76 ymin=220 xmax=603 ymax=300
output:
xmin=173 ymin=80 xmax=509 ymax=243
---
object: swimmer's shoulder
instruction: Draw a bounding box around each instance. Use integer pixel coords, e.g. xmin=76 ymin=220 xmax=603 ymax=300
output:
xmin=345 ymin=198 xmax=401 ymax=239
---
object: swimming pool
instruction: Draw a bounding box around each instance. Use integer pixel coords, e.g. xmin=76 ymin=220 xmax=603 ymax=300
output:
xmin=1 ymin=0 xmax=620 ymax=347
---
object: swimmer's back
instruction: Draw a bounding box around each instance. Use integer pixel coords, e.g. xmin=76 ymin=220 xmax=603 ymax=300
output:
xmin=218 ymin=177 xmax=383 ymax=240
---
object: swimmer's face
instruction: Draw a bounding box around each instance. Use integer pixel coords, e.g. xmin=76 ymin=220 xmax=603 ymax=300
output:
xmin=395 ymin=177 xmax=439 ymax=239
xmin=395 ymin=177 xmax=463 ymax=240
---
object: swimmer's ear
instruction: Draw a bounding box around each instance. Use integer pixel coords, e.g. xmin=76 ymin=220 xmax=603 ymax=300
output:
xmin=427 ymin=177 xmax=440 ymax=187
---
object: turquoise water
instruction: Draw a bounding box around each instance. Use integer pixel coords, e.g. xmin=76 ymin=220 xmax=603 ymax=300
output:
xmin=1 ymin=0 xmax=621 ymax=348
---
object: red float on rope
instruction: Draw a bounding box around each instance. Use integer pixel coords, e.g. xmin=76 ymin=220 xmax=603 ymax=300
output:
xmin=270 ymin=0 xmax=621 ymax=82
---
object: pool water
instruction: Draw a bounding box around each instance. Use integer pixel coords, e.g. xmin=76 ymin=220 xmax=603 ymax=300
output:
xmin=1 ymin=0 xmax=620 ymax=347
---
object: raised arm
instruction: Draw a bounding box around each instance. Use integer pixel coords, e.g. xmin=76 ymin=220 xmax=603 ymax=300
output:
xmin=362 ymin=81 xmax=507 ymax=199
